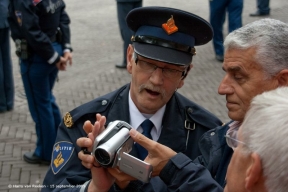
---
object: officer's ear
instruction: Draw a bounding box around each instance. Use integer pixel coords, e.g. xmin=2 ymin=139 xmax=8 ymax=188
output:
xmin=127 ymin=45 xmax=134 ymax=74
xmin=177 ymin=64 xmax=193 ymax=89
xmin=182 ymin=64 xmax=193 ymax=80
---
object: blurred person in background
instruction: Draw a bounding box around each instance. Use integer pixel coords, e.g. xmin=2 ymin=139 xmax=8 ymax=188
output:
xmin=8 ymin=0 xmax=73 ymax=164
xmin=250 ymin=0 xmax=270 ymax=16
xmin=0 ymin=0 xmax=14 ymax=113
xmin=115 ymin=0 xmax=142 ymax=68
xmin=209 ymin=0 xmax=243 ymax=62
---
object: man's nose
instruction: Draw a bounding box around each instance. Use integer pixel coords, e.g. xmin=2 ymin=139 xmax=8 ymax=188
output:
xmin=149 ymin=68 xmax=164 ymax=85
xmin=218 ymin=75 xmax=233 ymax=95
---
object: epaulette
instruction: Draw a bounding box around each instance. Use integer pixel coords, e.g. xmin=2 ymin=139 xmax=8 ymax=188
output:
xmin=63 ymin=98 xmax=111 ymax=128
xmin=62 ymin=84 xmax=129 ymax=128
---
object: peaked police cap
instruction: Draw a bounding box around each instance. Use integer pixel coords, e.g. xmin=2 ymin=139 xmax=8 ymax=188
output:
xmin=126 ymin=6 xmax=213 ymax=66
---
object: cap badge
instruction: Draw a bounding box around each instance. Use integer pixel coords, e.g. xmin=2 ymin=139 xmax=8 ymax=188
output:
xmin=162 ymin=15 xmax=178 ymax=35
xmin=64 ymin=112 xmax=73 ymax=128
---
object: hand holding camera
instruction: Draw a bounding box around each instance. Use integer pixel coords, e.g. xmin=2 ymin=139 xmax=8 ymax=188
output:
xmin=77 ymin=114 xmax=114 ymax=192
xmin=77 ymin=114 xmax=153 ymax=191
xmin=92 ymin=120 xmax=153 ymax=183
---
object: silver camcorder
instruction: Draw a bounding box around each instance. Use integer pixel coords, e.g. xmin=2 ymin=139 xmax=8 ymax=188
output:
xmin=92 ymin=120 xmax=153 ymax=183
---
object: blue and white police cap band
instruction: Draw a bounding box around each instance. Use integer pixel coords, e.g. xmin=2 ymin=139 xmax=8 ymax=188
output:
xmin=126 ymin=6 xmax=213 ymax=66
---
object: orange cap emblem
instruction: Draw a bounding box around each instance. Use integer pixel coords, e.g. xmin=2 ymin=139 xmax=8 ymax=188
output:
xmin=162 ymin=15 xmax=178 ymax=35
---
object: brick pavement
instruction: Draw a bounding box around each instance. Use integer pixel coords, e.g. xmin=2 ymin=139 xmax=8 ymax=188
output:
xmin=0 ymin=0 xmax=288 ymax=191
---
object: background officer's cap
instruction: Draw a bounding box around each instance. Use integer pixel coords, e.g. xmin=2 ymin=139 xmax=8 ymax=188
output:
xmin=126 ymin=6 xmax=213 ymax=66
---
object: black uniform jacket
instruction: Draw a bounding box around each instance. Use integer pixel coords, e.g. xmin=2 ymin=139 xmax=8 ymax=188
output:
xmin=8 ymin=0 xmax=72 ymax=64
xmin=42 ymin=84 xmax=222 ymax=192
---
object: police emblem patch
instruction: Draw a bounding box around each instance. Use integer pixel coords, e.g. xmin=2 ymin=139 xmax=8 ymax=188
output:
xmin=51 ymin=141 xmax=74 ymax=174
xmin=64 ymin=112 xmax=73 ymax=128
xmin=32 ymin=0 xmax=42 ymax=6
xmin=15 ymin=11 xmax=22 ymax=26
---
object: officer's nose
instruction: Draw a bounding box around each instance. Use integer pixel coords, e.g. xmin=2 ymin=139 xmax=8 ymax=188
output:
xmin=149 ymin=68 xmax=164 ymax=86
xmin=218 ymin=75 xmax=233 ymax=95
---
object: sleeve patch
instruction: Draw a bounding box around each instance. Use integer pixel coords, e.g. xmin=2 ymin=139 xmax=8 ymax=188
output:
xmin=51 ymin=141 xmax=75 ymax=175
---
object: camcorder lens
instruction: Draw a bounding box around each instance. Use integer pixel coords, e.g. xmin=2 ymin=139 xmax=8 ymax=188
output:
xmin=95 ymin=149 xmax=111 ymax=165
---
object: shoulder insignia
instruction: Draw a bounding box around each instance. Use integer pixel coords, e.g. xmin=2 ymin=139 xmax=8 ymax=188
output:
xmin=15 ymin=11 xmax=22 ymax=26
xmin=51 ymin=141 xmax=74 ymax=174
xmin=32 ymin=0 xmax=42 ymax=6
xmin=64 ymin=112 xmax=73 ymax=128
xmin=162 ymin=15 xmax=178 ymax=35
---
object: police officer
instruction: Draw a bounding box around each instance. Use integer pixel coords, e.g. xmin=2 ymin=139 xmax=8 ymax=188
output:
xmin=42 ymin=6 xmax=222 ymax=192
xmin=8 ymin=0 xmax=73 ymax=164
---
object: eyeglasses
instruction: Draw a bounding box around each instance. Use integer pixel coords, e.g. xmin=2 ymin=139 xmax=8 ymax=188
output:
xmin=224 ymin=134 xmax=246 ymax=150
xmin=135 ymin=54 xmax=188 ymax=79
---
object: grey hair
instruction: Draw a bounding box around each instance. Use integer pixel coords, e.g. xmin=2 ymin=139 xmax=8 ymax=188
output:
xmin=224 ymin=18 xmax=288 ymax=77
xmin=241 ymin=87 xmax=288 ymax=192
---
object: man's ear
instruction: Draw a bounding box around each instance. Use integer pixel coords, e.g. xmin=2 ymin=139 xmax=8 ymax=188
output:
xmin=182 ymin=64 xmax=193 ymax=80
xmin=177 ymin=64 xmax=193 ymax=89
xmin=127 ymin=45 xmax=134 ymax=74
xmin=245 ymin=153 xmax=262 ymax=190
xmin=177 ymin=80 xmax=184 ymax=89
xmin=276 ymin=69 xmax=288 ymax=86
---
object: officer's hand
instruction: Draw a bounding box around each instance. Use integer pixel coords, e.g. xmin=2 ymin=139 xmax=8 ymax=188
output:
xmin=107 ymin=167 xmax=136 ymax=189
xmin=56 ymin=57 xmax=67 ymax=71
xmin=129 ymin=129 xmax=177 ymax=176
xmin=76 ymin=114 xmax=114 ymax=192
xmin=76 ymin=114 xmax=105 ymax=168
xmin=63 ymin=51 xmax=72 ymax=66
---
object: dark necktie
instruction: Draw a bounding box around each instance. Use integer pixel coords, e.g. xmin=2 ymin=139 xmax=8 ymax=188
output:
xmin=135 ymin=119 xmax=154 ymax=160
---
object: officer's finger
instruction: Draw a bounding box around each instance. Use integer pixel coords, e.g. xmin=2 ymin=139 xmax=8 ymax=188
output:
xmin=78 ymin=151 xmax=95 ymax=169
xmin=78 ymin=150 xmax=94 ymax=162
xmin=83 ymin=120 xmax=93 ymax=134
xmin=91 ymin=121 xmax=102 ymax=138
xmin=96 ymin=113 xmax=106 ymax=132
xmin=60 ymin=56 xmax=67 ymax=62
xmin=76 ymin=137 xmax=92 ymax=148
xmin=68 ymin=58 xmax=72 ymax=65
xmin=129 ymin=129 xmax=157 ymax=151
xmin=58 ymin=63 xmax=66 ymax=71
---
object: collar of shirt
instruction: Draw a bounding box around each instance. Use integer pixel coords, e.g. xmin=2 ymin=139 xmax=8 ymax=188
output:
xmin=227 ymin=121 xmax=242 ymax=139
xmin=128 ymin=91 xmax=166 ymax=141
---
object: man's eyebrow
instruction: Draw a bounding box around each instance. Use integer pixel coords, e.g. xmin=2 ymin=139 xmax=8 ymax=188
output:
xmin=222 ymin=66 xmax=242 ymax=72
